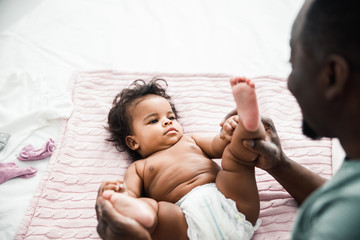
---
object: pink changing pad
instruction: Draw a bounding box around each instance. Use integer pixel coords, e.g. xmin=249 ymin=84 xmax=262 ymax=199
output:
xmin=15 ymin=71 xmax=333 ymax=239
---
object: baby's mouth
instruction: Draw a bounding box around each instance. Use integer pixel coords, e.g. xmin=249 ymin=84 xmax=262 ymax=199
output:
xmin=165 ymin=127 xmax=177 ymax=134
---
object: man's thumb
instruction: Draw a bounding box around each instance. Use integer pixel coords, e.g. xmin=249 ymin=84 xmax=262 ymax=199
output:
xmin=243 ymin=139 xmax=255 ymax=148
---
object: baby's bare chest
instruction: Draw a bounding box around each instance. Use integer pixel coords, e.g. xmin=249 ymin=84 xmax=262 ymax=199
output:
xmin=142 ymin=140 xmax=219 ymax=201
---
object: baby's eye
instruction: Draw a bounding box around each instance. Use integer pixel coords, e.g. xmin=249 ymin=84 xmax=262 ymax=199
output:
xmin=168 ymin=116 xmax=175 ymax=120
xmin=148 ymin=119 xmax=158 ymax=124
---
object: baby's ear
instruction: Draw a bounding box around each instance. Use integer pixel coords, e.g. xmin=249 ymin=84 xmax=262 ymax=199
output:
xmin=125 ymin=136 xmax=139 ymax=151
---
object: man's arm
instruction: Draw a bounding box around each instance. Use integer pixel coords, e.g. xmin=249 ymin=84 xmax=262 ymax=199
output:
xmin=243 ymin=117 xmax=326 ymax=204
xmin=266 ymin=155 xmax=326 ymax=204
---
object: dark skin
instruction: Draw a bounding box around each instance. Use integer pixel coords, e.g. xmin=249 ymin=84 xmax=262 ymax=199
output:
xmin=97 ymin=0 xmax=360 ymax=237
xmin=96 ymin=91 xmax=263 ymax=239
xmin=96 ymin=185 xmax=151 ymax=240
xmin=223 ymin=112 xmax=325 ymax=205
xmin=95 ymin=116 xmax=300 ymax=239
xmin=243 ymin=116 xmax=326 ymax=205
xmin=249 ymin=0 xmax=360 ymax=207
xmin=287 ymin=0 xmax=360 ymax=161
xmin=96 ymin=181 xmax=187 ymax=240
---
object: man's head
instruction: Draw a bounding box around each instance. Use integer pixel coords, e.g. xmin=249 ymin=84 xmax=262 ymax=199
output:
xmin=288 ymin=0 xmax=360 ymax=141
xmin=107 ymin=78 xmax=180 ymax=160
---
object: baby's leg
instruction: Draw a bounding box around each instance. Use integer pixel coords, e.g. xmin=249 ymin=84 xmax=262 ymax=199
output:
xmin=151 ymin=201 xmax=188 ymax=240
xmin=230 ymin=77 xmax=261 ymax=132
xmin=216 ymin=77 xmax=265 ymax=226
xmin=104 ymin=190 xmax=188 ymax=239
xmin=229 ymin=77 xmax=266 ymax=161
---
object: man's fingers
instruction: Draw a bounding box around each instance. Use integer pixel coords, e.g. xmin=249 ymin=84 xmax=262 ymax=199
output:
xmin=261 ymin=115 xmax=274 ymax=127
xmin=243 ymin=139 xmax=274 ymax=156
xmin=97 ymin=215 xmax=108 ymax=238
xmin=95 ymin=197 xmax=102 ymax=220
xmin=100 ymin=200 xmax=151 ymax=240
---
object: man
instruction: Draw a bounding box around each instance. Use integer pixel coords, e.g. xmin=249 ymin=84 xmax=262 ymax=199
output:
xmin=95 ymin=0 xmax=360 ymax=239
xmin=258 ymin=0 xmax=360 ymax=238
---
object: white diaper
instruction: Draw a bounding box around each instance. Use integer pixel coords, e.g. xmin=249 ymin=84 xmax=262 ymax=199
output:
xmin=176 ymin=183 xmax=260 ymax=240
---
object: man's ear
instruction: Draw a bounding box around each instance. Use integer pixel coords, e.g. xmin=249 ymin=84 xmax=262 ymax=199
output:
xmin=323 ymin=54 xmax=349 ymax=100
xmin=125 ymin=136 xmax=139 ymax=151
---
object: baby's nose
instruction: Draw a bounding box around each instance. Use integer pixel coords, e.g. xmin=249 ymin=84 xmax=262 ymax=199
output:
xmin=164 ymin=120 xmax=173 ymax=126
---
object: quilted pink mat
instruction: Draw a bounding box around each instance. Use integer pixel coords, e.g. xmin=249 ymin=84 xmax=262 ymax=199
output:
xmin=16 ymin=71 xmax=333 ymax=239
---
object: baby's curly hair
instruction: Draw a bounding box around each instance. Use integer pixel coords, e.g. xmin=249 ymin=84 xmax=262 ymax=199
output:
xmin=107 ymin=78 xmax=178 ymax=161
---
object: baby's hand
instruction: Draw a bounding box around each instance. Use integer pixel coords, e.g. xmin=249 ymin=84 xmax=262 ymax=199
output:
xmin=220 ymin=115 xmax=239 ymax=141
xmin=101 ymin=179 xmax=127 ymax=193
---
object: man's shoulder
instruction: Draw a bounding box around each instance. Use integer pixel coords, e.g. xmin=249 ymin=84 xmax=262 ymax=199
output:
xmin=307 ymin=161 xmax=360 ymax=203
xmin=292 ymin=164 xmax=360 ymax=239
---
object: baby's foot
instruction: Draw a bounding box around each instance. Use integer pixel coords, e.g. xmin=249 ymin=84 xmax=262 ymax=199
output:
xmin=230 ymin=77 xmax=260 ymax=132
xmin=103 ymin=189 xmax=155 ymax=228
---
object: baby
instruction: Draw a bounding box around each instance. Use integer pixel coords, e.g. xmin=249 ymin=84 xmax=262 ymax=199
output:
xmin=101 ymin=77 xmax=265 ymax=239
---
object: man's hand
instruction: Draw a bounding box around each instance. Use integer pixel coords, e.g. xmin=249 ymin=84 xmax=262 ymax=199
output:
xmin=220 ymin=109 xmax=286 ymax=170
xmin=96 ymin=180 xmax=151 ymax=240
xmin=242 ymin=117 xmax=326 ymax=204
xmin=242 ymin=116 xmax=287 ymax=171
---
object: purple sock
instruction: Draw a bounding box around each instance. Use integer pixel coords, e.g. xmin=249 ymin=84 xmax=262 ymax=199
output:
xmin=0 ymin=162 xmax=37 ymax=184
xmin=17 ymin=138 xmax=55 ymax=161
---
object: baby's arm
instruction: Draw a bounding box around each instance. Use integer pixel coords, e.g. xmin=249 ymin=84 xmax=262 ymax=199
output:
xmin=124 ymin=161 xmax=145 ymax=197
xmin=192 ymin=115 xmax=238 ymax=158
xmin=101 ymin=162 xmax=144 ymax=197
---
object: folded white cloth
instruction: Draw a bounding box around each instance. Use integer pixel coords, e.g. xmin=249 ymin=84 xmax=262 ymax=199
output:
xmin=0 ymin=71 xmax=73 ymax=161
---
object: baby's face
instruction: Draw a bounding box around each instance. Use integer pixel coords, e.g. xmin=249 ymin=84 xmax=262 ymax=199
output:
xmin=127 ymin=95 xmax=183 ymax=157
